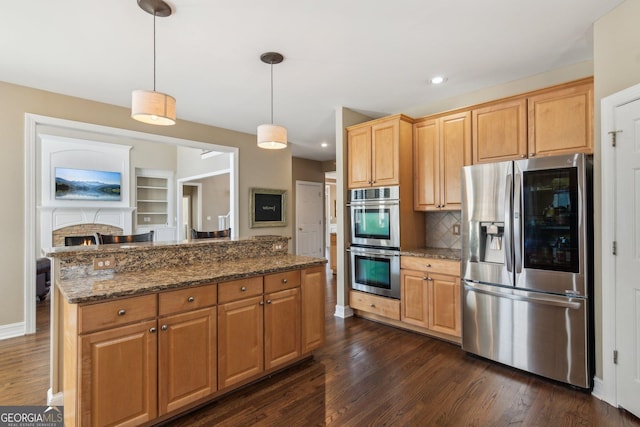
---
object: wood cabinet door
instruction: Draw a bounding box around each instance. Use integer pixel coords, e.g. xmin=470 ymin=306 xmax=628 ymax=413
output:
xmin=158 ymin=307 xmax=217 ymax=415
xmin=301 ymin=266 xmax=326 ymax=353
xmin=528 ymin=81 xmax=593 ymax=157
xmin=413 ymin=119 xmax=439 ymax=211
xmin=440 ymin=111 xmax=471 ymax=210
xmin=218 ymin=296 xmax=264 ymax=389
xmin=80 ymin=320 xmax=157 ymax=427
xmin=265 ymin=288 xmax=301 ymax=370
xmin=371 ymin=119 xmax=400 ymax=187
xmin=428 ymin=274 xmax=461 ymax=337
xmin=472 ymin=98 xmax=527 ymax=163
xmin=347 ymin=126 xmax=372 ymax=188
xmin=401 ymin=270 xmax=429 ymax=328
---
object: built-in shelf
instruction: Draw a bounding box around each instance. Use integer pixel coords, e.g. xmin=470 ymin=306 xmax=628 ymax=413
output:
xmin=135 ymin=169 xmax=174 ymax=228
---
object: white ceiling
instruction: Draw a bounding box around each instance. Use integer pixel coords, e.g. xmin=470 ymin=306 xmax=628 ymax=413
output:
xmin=1 ymin=0 xmax=623 ymax=161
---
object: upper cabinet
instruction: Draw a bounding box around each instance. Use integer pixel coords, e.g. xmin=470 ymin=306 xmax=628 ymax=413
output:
xmin=414 ymin=111 xmax=471 ymax=211
xmin=527 ymin=80 xmax=593 ymax=157
xmin=472 ymin=99 xmax=527 ymax=163
xmin=347 ymin=115 xmax=413 ymax=189
xmin=472 ymin=78 xmax=593 ymax=164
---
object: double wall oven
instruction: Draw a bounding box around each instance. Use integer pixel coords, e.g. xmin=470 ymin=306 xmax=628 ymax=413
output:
xmin=347 ymin=186 xmax=401 ymax=299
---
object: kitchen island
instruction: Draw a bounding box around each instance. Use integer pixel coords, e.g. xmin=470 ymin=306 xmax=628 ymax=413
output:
xmin=46 ymin=236 xmax=326 ymax=427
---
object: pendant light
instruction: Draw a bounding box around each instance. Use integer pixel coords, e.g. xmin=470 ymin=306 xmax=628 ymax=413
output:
xmin=257 ymin=52 xmax=287 ymax=149
xmin=131 ymin=0 xmax=176 ymax=126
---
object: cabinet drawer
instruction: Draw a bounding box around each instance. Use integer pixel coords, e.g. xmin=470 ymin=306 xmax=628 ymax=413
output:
xmin=159 ymin=283 xmax=217 ymax=316
xmin=401 ymin=256 xmax=460 ymax=276
xmin=218 ymin=276 xmax=263 ymax=304
xmin=79 ymin=294 xmax=157 ymax=334
xmin=264 ymin=270 xmax=301 ymax=293
xmin=349 ymin=290 xmax=400 ymax=320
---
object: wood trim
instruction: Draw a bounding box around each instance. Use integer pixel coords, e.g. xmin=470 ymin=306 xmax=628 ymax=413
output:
xmin=346 ymin=113 xmax=414 ymax=131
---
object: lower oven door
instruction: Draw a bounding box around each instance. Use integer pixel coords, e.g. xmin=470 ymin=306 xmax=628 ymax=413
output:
xmin=348 ymin=246 xmax=400 ymax=299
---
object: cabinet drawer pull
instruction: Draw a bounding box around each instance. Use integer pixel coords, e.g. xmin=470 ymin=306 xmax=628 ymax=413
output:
xmin=161 ymin=324 xmax=168 ymax=331
xmin=117 ymin=309 xmax=126 ymax=316
xmin=187 ymin=296 xmax=195 ymax=303
xmin=259 ymin=300 xmax=264 ymax=305
xmin=241 ymin=286 xmax=247 ymax=292
xmin=370 ymin=303 xmax=375 ymax=308
xmin=149 ymin=327 xmax=157 ymax=333
xmin=425 ymin=264 xmax=431 ymax=268
xmin=267 ymin=299 xmax=272 ymax=304
xmin=282 ymin=278 xmax=288 ymax=284
xmin=423 ymin=276 xmax=429 ymax=281
xmin=427 ymin=277 xmax=433 ymax=281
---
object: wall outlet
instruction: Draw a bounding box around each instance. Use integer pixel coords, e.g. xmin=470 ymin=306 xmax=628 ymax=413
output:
xmin=452 ymin=224 xmax=461 ymax=235
xmin=93 ymin=256 xmax=116 ymax=270
xmin=273 ymin=243 xmax=284 ymax=251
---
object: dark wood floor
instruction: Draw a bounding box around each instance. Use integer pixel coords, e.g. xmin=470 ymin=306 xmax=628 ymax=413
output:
xmin=1 ymin=272 xmax=638 ymax=426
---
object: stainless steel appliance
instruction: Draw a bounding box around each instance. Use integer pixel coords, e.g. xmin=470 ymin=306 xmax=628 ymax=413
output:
xmin=348 ymin=186 xmax=400 ymax=249
xmin=348 ymin=246 xmax=401 ymax=299
xmin=461 ymin=153 xmax=593 ymax=389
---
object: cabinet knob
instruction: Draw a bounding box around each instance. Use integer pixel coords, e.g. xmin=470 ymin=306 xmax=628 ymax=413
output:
xmin=425 ymin=264 xmax=431 ymax=268
xmin=241 ymin=286 xmax=247 ymax=292
xmin=370 ymin=303 xmax=375 ymax=308
xmin=117 ymin=309 xmax=126 ymax=316
xmin=520 ymin=154 xmax=526 ymax=158
xmin=187 ymin=296 xmax=195 ymax=303
xmin=259 ymin=300 xmax=265 ymax=305
xmin=427 ymin=277 xmax=433 ymax=281
xmin=267 ymin=299 xmax=272 ymax=304
xmin=529 ymin=153 xmax=535 ymax=157
xmin=161 ymin=324 xmax=168 ymax=331
xmin=282 ymin=278 xmax=288 ymax=284
xmin=149 ymin=327 xmax=157 ymax=333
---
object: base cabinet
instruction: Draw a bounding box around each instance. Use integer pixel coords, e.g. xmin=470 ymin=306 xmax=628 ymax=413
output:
xmin=301 ymin=266 xmax=326 ymax=352
xmin=159 ymin=307 xmax=217 ymax=414
xmin=79 ymin=320 xmax=158 ymax=427
xmin=218 ymin=294 xmax=264 ymax=389
xmin=399 ymin=256 xmax=462 ymax=340
xmin=265 ymin=288 xmax=301 ymax=369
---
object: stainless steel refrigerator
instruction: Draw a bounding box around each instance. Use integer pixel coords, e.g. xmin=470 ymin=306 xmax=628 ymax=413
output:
xmin=461 ymin=153 xmax=593 ymax=389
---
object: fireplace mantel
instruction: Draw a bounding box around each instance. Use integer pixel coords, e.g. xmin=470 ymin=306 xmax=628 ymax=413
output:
xmin=40 ymin=206 xmax=135 ymax=249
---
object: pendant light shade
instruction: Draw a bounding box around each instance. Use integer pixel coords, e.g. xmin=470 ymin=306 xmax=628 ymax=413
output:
xmin=132 ymin=90 xmax=176 ymax=125
xmin=258 ymin=52 xmax=287 ymax=149
xmin=132 ymin=0 xmax=176 ymax=126
xmin=257 ymin=124 xmax=287 ymax=149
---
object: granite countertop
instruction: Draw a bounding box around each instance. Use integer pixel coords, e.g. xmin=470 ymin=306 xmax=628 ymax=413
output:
xmin=400 ymin=247 xmax=461 ymax=261
xmin=57 ymin=254 xmax=326 ymax=304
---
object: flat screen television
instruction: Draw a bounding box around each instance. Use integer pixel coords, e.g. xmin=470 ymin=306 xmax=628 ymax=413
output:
xmin=55 ymin=167 xmax=122 ymax=201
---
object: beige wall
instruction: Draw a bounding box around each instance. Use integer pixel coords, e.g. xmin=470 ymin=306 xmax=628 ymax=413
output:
xmin=196 ymin=174 xmax=231 ymax=232
xmin=0 ymin=80 xmax=292 ymax=327
xmin=593 ymin=0 xmax=640 ymax=379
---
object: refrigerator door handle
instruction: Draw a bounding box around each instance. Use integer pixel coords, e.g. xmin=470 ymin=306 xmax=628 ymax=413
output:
xmin=504 ymin=173 xmax=513 ymax=273
xmin=464 ymin=282 xmax=582 ymax=310
xmin=513 ymin=171 xmax=522 ymax=273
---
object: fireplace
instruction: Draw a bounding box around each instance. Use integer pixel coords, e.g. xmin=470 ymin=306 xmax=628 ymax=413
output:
xmin=41 ymin=207 xmax=135 ymax=248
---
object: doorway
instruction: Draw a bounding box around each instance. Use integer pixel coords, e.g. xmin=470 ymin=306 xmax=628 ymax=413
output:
xmin=295 ymin=181 xmax=323 ymax=257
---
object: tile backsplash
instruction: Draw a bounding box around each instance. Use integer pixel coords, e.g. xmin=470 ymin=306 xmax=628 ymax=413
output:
xmin=425 ymin=211 xmax=462 ymax=250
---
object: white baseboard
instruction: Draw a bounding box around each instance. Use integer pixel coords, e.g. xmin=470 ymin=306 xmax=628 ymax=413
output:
xmin=48 ymin=388 xmax=64 ymax=406
xmin=592 ymin=376 xmax=604 ymax=400
xmin=334 ymin=305 xmax=354 ymax=318
xmin=0 ymin=321 xmax=25 ymax=340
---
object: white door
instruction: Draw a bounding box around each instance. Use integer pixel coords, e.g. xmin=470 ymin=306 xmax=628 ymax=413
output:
xmin=615 ymin=98 xmax=640 ymax=418
xmin=296 ymin=181 xmax=323 ymax=257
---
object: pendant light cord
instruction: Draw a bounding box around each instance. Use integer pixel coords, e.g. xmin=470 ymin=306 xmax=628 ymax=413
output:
xmin=270 ymin=62 xmax=274 ymax=125
xmin=153 ymin=11 xmax=157 ymax=92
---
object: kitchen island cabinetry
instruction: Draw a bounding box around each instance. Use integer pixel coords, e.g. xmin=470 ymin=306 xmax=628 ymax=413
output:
xmin=347 ymin=114 xmax=413 ymax=189
xmin=414 ymin=111 xmax=471 ymax=211
xmin=52 ymin=239 xmax=326 ymax=427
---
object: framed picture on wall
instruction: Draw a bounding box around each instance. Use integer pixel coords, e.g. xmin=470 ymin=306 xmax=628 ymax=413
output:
xmin=250 ymin=188 xmax=287 ymax=228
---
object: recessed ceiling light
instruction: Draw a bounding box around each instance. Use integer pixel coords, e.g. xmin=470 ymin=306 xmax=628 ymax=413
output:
xmin=430 ymin=76 xmax=447 ymax=85
xmin=321 ymin=142 xmax=328 ymax=148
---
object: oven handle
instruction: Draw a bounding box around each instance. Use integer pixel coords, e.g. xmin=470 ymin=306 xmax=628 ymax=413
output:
xmin=346 ymin=247 xmax=400 ymax=257
xmin=346 ymin=200 xmax=400 ymax=207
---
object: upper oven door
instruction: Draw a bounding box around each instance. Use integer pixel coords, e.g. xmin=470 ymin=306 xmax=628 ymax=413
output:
xmin=349 ymin=200 xmax=400 ymax=248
